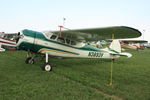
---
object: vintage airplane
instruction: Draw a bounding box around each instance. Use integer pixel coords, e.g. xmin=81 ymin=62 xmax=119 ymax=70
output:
xmin=120 ymin=39 xmax=147 ymax=50
xmin=0 ymin=32 xmax=17 ymax=51
xmin=15 ymin=26 xmax=141 ymax=71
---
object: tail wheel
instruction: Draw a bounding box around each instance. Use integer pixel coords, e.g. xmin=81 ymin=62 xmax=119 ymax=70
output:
xmin=41 ymin=63 xmax=52 ymax=72
xmin=25 ymin=57 xmax=34 ymax=64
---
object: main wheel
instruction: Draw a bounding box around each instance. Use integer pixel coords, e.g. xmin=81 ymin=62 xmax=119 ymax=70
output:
xmin=41 ymin=63 xmax=52 ymax=72
xmin=25 ymin=57 xmax=34 ymax=64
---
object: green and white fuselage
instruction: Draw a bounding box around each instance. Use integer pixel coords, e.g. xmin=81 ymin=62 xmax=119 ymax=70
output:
xmin=17 ymin=29 xmax=131 ymax=59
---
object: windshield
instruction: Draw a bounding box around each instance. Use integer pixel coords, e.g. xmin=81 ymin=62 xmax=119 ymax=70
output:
xmin=44 ymin=32 xmax=51 ymax=38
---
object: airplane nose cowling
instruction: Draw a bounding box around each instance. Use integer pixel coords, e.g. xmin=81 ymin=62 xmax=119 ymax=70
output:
xmin=17 ymin=29 xmax=37 ymax=51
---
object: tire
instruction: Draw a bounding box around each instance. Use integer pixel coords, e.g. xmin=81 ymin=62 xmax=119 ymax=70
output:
xmin=25 ymin=57 xmax=34 ymax=64
xmin=41 ymin=63 xmax=52 ymax=72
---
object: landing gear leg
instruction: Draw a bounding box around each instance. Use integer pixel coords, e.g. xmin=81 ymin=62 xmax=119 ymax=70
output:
xmin=25 ymin=50 xmax=35 ymax=64
xmin=41 ymin=53 xmax=52 ymax=72
xmin=25 ymin=56 xmax=35 ymax=64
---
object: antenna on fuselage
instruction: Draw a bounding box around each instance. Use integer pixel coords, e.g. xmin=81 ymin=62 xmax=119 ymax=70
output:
xmin=63 ymin=18 xmax=66 ymax=27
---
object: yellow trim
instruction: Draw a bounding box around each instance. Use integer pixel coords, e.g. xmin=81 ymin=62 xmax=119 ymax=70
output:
xmin=38 ymin=49 xmax=78 ymax=56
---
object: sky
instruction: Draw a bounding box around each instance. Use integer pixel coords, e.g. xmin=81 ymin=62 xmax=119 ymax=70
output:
xmin=0 ymin=0 xmax=150 ymax=42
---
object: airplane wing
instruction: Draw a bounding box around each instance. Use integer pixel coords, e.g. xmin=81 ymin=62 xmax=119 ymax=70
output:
xmin=52 ymin=26 xmax=142 ymax=41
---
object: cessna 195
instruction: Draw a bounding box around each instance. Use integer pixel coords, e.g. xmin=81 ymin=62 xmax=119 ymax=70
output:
xmin=15 ymin=26 xmax=141 ymax=71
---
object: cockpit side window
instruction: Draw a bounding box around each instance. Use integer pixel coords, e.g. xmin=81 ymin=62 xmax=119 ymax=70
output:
xmin=65 ymin=38 xmax=77 ymax=45
xmin=71 ymin=40 xmax=76 ymax=45
xmin=66 ymin=38 xmax=71 ymax=44
xmin=54 ymin=36 xmax=77 ymax=46
xmin=50 ymin=35 xmax=57 ymax=40
xmin=57 ymin=37 xmax=65 ymax=43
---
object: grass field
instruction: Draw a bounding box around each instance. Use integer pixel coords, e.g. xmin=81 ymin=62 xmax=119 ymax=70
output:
xmin=0 ymin=50 xmax=150 ymax=100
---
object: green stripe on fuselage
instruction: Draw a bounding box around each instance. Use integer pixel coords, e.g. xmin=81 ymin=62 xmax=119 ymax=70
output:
xmin=19 ymin=41 xmax=79 ymax=55
xmin=107 ymin=47 xmax=120 ymax=54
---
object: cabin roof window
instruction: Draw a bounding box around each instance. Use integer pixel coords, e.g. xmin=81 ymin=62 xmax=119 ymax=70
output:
xmin=50 ymin=35 xmax=57 ymax=40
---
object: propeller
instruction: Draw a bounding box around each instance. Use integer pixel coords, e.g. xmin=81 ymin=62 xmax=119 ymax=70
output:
xmin=14 ymin=32 xmax=22 ymax=43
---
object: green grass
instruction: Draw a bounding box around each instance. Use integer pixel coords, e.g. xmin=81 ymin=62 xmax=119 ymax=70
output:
xmin=0 ymin=50 xmax=150 ymax=100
